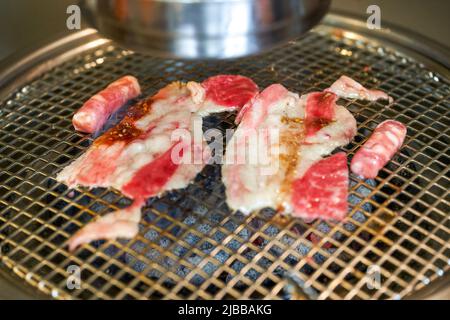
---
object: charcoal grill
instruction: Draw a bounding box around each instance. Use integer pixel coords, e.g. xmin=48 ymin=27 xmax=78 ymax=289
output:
xmin=0 ymin=13 xmax=449 ymax=299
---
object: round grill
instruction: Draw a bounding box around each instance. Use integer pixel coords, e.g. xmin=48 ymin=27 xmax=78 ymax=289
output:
xmin=0 ymin=15 xmax=448 ymax=299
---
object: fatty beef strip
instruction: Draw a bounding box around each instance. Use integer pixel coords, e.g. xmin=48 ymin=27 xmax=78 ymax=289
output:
xmin=326 ymin=75 xmax=393 ymax=103
xmin=351 ymin=120 xmax=407 ymax=179
xmin=223 ymin=76 xmax=391 ymax=221
xmin=57 ymin=75 xmax=258 ymax=250
xmin=72 ymin=75 xmax=141 ymax=133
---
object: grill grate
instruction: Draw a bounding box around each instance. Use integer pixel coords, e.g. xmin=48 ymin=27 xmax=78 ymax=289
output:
xmin=0 ymin=23 xmax=449 ymax=300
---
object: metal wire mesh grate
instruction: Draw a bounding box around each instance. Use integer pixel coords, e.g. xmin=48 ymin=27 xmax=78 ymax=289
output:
xmin=0 ymin=24 xmax=449 ymax=300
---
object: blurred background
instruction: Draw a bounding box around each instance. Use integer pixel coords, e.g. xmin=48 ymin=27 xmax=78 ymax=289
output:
xmin=0 ymin=0 xmax=448 ymax=62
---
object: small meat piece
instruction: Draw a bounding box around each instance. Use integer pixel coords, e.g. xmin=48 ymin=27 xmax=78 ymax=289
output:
xmin=291 ymin=152 xmax=349 ymax=221
xmin=351 ymin=120 xmax=407 ymax=179
xmin=72 ymin=75 xmax=141 ymax=133
xmin=197 ymin=75 xmax=259 ymax=116
xmin=326 ymin=75 xmax=393 ymax=103
xmin=67 ymin=200 xmax=144 ymax=251
xmin=202 ymin=75 xmax=258 ymax=107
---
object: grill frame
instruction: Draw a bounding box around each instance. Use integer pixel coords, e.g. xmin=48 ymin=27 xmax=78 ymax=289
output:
xmin=0 ymin=14 xmax=449 ymax=300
